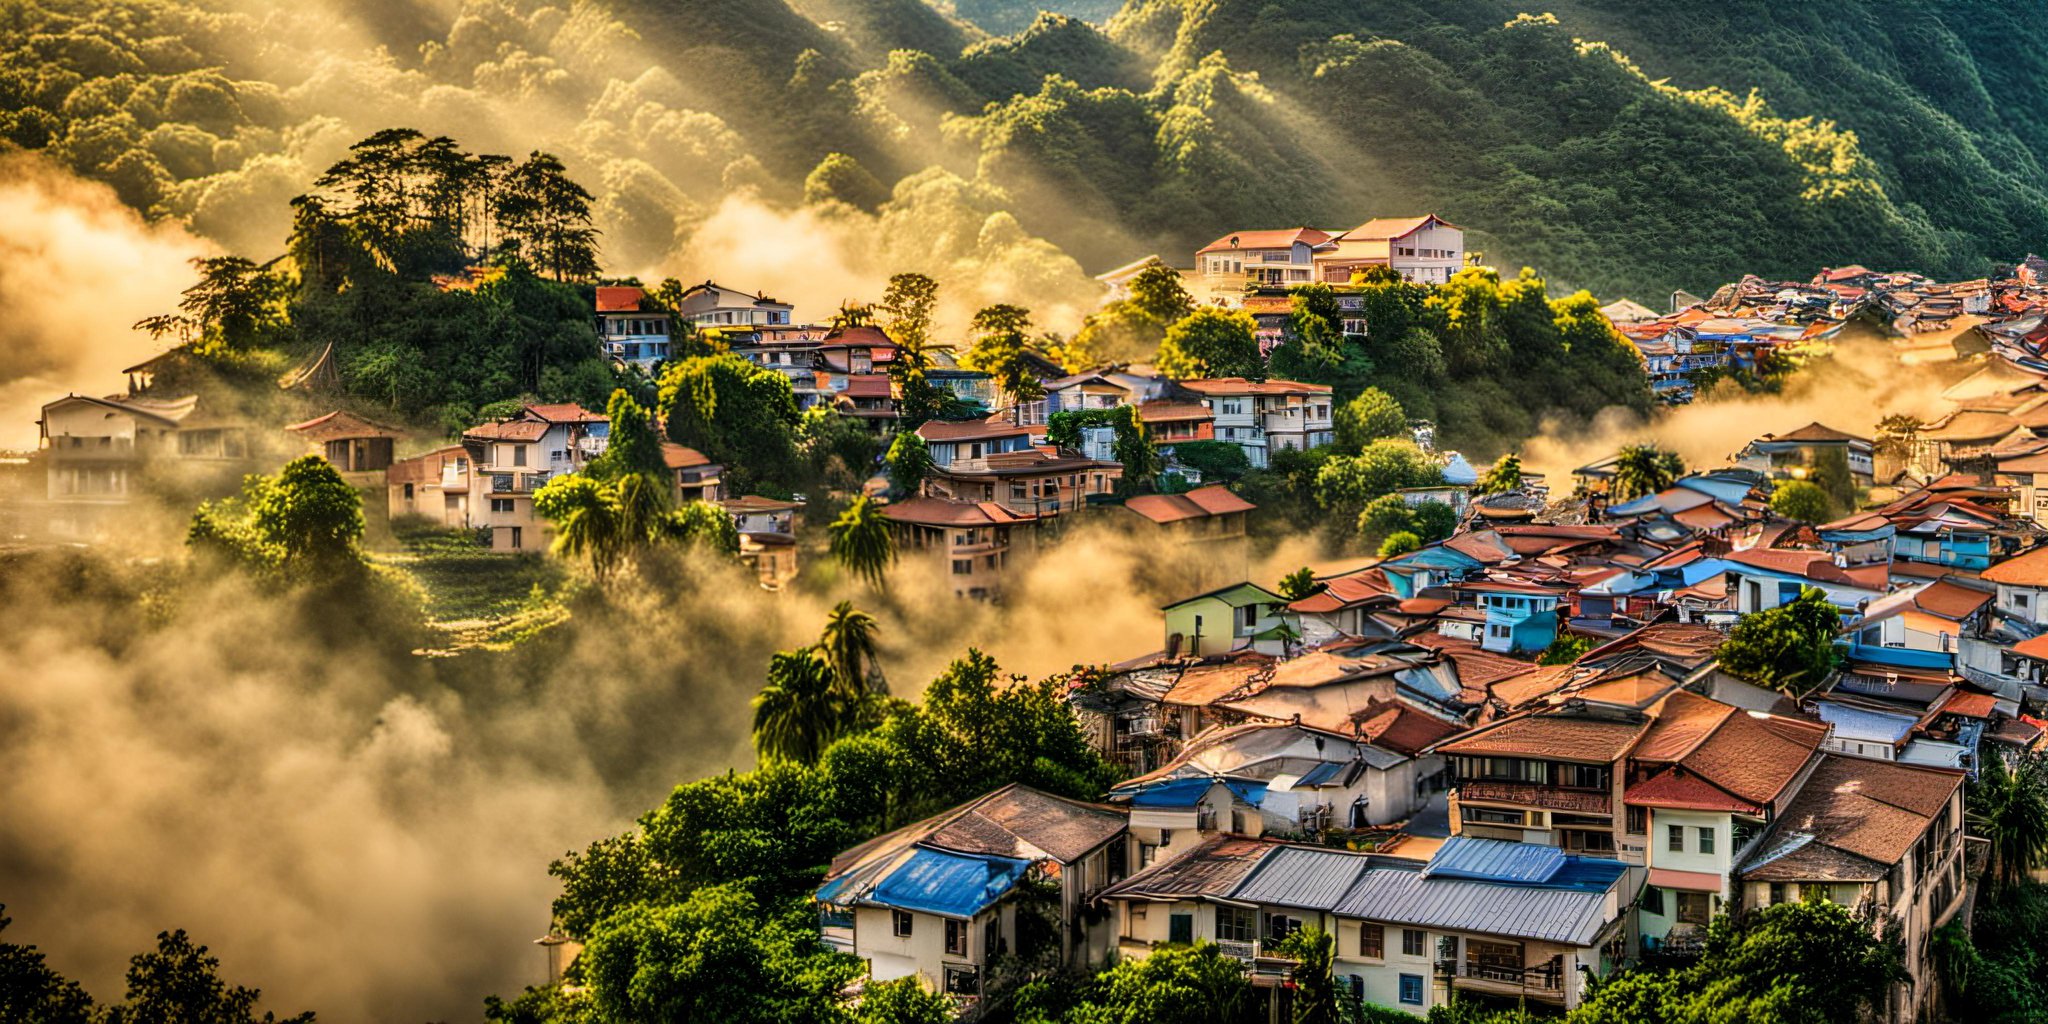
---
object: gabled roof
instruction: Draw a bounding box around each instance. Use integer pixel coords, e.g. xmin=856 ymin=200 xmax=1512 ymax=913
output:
xmin=1352 ymin=698 xmax=1462 ymax=757
xmin=1762 ymin=422 xmax=1869 ymax=445
xmin=525 ymin=403 xmax=607 ymax=424
xmin=1742 ymin=754 xmax=1961 ymax=881
xmin=1433 ymin=706 xmax=1650 ymax=764
xmin=659 ymin=442 xmax=715 ymax=470
xmin=595 ymin=285 xmax=648 ymax=313
xmin=1125 ymin=485 xmax=1256 ymax=524
xmin=880 ymin=497 xmax=1035 ymax=527
xmin=284 ymin=409 xmax=404 ymax=440
xmin=1197 ymin=227 xmax=1334 ymax=255
xmin=1163 ymin=581 xmax=1287 ymax=611
xmin=1096 ymin=836 xmax=1274 ymax=902
xmin=1336 ymin=214 xmax=1457 ymax=242
xmin=1231 ymin=846 xmax=1375 ymax=910
xmin=914 ymin=416 xmax=1034 ymax=443
xmin=1176 ymin=378 xmax=1332 ymax=396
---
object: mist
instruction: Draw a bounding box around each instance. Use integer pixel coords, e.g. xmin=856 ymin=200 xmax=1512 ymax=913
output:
xmin=0 ymin=156 xmax=214 ymax=450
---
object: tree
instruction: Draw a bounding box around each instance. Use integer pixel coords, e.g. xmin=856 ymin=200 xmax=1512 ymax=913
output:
xmin=587 ymin=388 xmax=670 ymax=485
xmin=852 ymin=977 xmax=953 ymax=1024
xmin=878 ymin=273 xmax=938 ymax=352
xmin=803 ymin=152 xmax=888 ymax=211
xmin=1172 ymin=440 xmax=1251 ymax=483
xmin=964 ymin=304 xmax=1045 ymax=420
xmin=1278 ymin=567 xmax=1323 ymax=601
xmin=1472 ymin=452 xmax=1523 ymax=496
xmin=1157 ymin=307 xmax=1263 ymax=380
xmin=533 ymin=474 xmax=628 ymax=583
xmin=1715 ymin=586 xmax=1842 ymax=692
xmin=497 ymin=151 xmax=600 ymax=282
xmin=1334 ymin=387 xmax=1407 ymax=452
xmin=1051 ymin=943 xmax=1258 ymax=1024
xmin=253 ymin=456 xmax=366 ymax=569
xmin=1358 ymin=493 xmax=1416 ymax=542
xmin=1276 ymin=928 xmax=1338 ymax=1024
xmin=1770 ymin=479 xmax=1832 ymax=524
xmin=1378 ymin=530 xmax=1422 ymax=557
xmin=1971 ymin=752 xmax=2048 ymax=890
xmin=830 ymin=495 xmax=894 ymax=588
xmin=1314 ymin=439 xmax=1442 ymax=525
xmin=752 ymin=647 xmax=851 ymax=765
xmin=1537 ymin=633 xmax=1592 ymax=665
xmin=1609 ymin=444 xmax=1683 ymax=500
xmin=659 ymin=354 xmax=803 ymax=494
xmin=102 ymin=929 xmax=314 ymax=1024
xmin=660 ymin=500 xmax=740 ymax=555
xmin=579 ymin=884 xmax=857 ymax=1024
xmin=1128 ymin=261 xmax=1195 ymax=325
xmin=0 ymin=906 xmax=94 ymax=1024
xmin=176 ymin=256 xmax=285 ymax=351
xmin=820 ymin=600 xmax=886 ymax=697
xmin=1811 ymin=446 xmax=1857 ymax=515
xmin=885 ymin=432 xmax=933 ymax=497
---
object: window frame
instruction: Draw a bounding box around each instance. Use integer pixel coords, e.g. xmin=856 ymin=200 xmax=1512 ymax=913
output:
xmin=892 ymin=910 xmax=914 ymax=937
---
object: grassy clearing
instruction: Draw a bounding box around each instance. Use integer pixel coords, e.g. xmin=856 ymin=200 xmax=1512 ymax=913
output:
xmin=375 ymin=523 xmax=571 ymax=649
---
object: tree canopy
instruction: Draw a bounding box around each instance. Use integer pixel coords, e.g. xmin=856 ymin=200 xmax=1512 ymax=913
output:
xmin=1715 ymin=587 xmax=1842 ymax=692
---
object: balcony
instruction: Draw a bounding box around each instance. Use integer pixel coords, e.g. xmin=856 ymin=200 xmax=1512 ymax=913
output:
xmin=491 ymin=471 xmax=552 ymax=493
xmin=1458 ymin=780 xmax=1611 ymax=815
xmin=1215 ymin=940 xmax=1298 ymax=985
xmin=1436 ymin=959 xmax=1565 ymax=1002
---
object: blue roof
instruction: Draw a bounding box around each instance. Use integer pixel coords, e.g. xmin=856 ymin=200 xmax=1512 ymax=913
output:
xmin=1672 ymin=475 xmax=1755 ymax=505
xmin=1295 ymin=762 xmax=1346 ymax=788
xmin=1605 ymin=493 xmax=1663 ymax=518
xmin=1421 ymin=836 xmax=1626 ymax=892
xmin=866 ymin=848 xmax=1032 ymax=919
xmin=1380 ymin=545 xmax=1482 ymax=574
xmin=1123 ymin=776 xmax=1268 ymax=808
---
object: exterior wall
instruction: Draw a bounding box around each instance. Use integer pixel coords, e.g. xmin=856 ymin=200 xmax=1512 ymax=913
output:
xmin=1333 ymin=920 xmax=1445 ymax=1015
xmin=1388 ymin=223 xmax=1464 ymax=284
xmin=852 ymin=904 xmax=1007 ymax=998
xmin=1994 ymin=583 xmax=2048 ymax=628
xmin=1162 ymin=594 xmax=1286 ymax=656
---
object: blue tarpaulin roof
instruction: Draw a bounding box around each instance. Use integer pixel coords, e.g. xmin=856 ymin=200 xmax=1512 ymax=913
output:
xmin=1673 ymin=475 xmax=1756 ymax=505
xmin=1294 ymin=762 xmax=1346 ymax=788
xmin=1381 ymin=546 xmax=1483 ymax=574
xmin=1122 ymin=776 xmax=1268 ymax=808
xmin=1423 ymin=836 xmax=1567 ymax=884
xmin=865 ymin=847 xmax=1032 ymax=919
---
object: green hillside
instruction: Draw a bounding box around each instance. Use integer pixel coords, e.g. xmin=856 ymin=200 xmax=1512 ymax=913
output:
xmin=5 ymin=0 xmax=2043 ymax=302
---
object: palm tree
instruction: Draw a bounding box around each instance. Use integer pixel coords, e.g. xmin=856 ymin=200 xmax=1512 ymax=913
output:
xmin=830 ymin=495 xmax=895 ymax=589
xmin=536 ymin=476 xmax=628 ymax=584
xmin=820 ymin=600 xmax=886 ymax=697
xmin=751 ymin=647 xmax=845 ymax=764
xmin=1971 ymin=752 xmax=2048 ymax=888
xmin=1610 ymin=444 xmax=1681 ymax=501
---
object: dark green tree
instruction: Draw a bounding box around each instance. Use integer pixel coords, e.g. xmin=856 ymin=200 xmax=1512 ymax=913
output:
xmin=1334 ymin=387 xmax=1407 ymax=452
xmin=658 ymin=354 xmax=803 ymax=494
xmin=102 ymin=930 xmax=314 ymax=1024
xmin=1770 ymin=479 xmax=1832 ymax=524
xmin=588 ymin=388 xmax=670 ymax=486
xmin=1157 ymin=307 xmax=1263 ymax=380
xmin=829 ymin=495 xmax=895 ymax=589
xmin=752 ymin=647 xmax=853 ymax=765
xmin=1716 ymin=587 xmax=1842 ymax=692
xmin=0 ymin=906 xmax=94 ymax=1024
xmin=885 ymin=432 xmax=933 ymax=497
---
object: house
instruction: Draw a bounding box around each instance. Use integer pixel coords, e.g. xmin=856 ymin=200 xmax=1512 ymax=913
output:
xmin=1177 ymin=379 xmax=1334 ymax=469
xmin=1163 ymin=582 xmax=1296 ymax=657
xmin=723 ymin=495 xmax=801 ymax=589
xmin=675 ymin=280 xmax=794 ymax=329
xmin=1314 ymin=215 xmax=1465 ymax=285
xmin=1097 ymin=835 xmax=1635 ymax=1015
xmin=1721 ymin=548 xmax=1885 ymax=615
xmin=1458 ymin=579 xmax=1565 ymax=655
xmin=880 ymin=496 xmax=1035 ymax=600
xmin=594 ymin=285 xmax=670 ymax=367
xmin=1736 ymin=755 xmax=1966 ymax=1023
xmin=461 ymin=403 xmax=609 ymax=551
xmin=915 ymin=417 xmax=1037 ymax=467
xmin=1736 ymin=422 xmax=1875 ymax=484
xmin=660 ymin=442 xmax=724 ymax=506
xmin=922 ymin=447 xmax=1121 ymax=519
xmin=1625 ymin=692 xmax=1829 ymax=956
xmin=1194 ymin=228 xmax=1335 ymax=293
xmin=1438 ymin=697 xmax=1647 ymax=859
xmin=816 ymin=785 xmax=1129 ymax=1007
xmin=36 ymin=392 xmax=254 ymax=539
xmin=1139 ymin=402 xmax=1216 ymax=452
xmin=284 ymin=410 xmax=401 ymax=483
xmin=386 ymin=444 xmax=471 ymax=527
xmin=1843 ymin=579 xmax=1992 ymax=674
xmin=1124 ymin=485 xmax=1254 ymax=547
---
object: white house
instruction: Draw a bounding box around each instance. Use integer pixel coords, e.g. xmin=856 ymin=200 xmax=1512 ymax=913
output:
xmin=36 ymin=392 xmax=253 ymax=539
xmin=1194 ymin=228 xmax=1336 ymax=294
xmin=1176 ymin=378 xmax=1333 ymax=468
xmin=459 ymin=403 xmax=609 ymax=551
xmin=675 ymin=280 xmax=795 ymax=329
xmin=1315 ymin=215 xmax=1466 ymax=285
xmin=594 ymin=285 xmax=670 ymax=367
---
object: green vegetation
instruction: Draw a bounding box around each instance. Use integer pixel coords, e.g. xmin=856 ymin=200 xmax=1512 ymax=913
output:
xmin=1333 ymin=388 xmax=1408 ymax=452
xmin=828 ymin=495 xmax=894 ymax=589
xmin=1156 ymin=308 xmax=1262 ymax=380
xmin=1609 ymin=444 xmax=1685 ymax=501
xmin=0 ymin=909 xmax=312 ymax=1024
xmin=381 ymin=525 xmax=565 ymax=625
xmin=1715 ymin=587 xmax=1842 ymax=693
xmin=1769 ymin=479 xmax=1832 ymax=524
xmin=1538 ymin=633 xmax=1593 ymax=665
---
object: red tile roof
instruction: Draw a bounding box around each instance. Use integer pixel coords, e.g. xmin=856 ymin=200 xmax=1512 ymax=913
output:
xmin=1745 ymin=754 xmax=1962 ymax=880
xmin=660 ymin=442 xmax=714 ymax=469
xmin=526 ymin=403 xmax=607 ymax=424
xmin=1941 ymin=690 xmax=1999 ymax=719
xmin=915 ymin=416 xmax=1034 ymax=442
xmin=1196 ymin=227 xmax=1333 ymax=255
xmin=1176 ymin=378 xmax=1332 ymax=396
xmin=1983 ymin=547 xmax=2048 ymax=587
xmin=1137 ymin=401 xmax=1213 ymax=423
xmin=595 ymin=285 xmax=646 ymax=313
xmin=1339 ymin=214 xmax=1455 ymax=241
xmin=1915 ymin=580 xmax=1993 ymax=620
xmin=1126 ymin=485 xmax=1256 ymax=524
xmin=1352 ymin=698 xmax=1462 ymax=757
xmin=1436 ymin=710 xmax=1650 ymax=763
xmin=1288 ymin=570 xmax=1393 ymax=614
xmin=880 ymin=497 xmax=1035 ymax=528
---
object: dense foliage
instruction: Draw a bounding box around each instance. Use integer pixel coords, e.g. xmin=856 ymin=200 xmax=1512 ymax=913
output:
xmin=1715 ymin=587 xmax=1843 ymax=692
xmin=0 ymin=910 xmax=313 ymax=1024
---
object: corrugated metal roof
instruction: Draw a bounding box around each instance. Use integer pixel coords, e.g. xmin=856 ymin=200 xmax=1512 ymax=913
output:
xmin=1815 ymin=701 xmax=1915 ymax=743
xmin=1332 ymin=867 xmax=1618 ymax=946
xmin=1295 ymin=762 xmax=1346 ymax=788
xmin=1230 ymin=847 xmax=1374 ymax=910
xmin=1123 ymin=777 xmax=1267 ymax=808
xmin=865 ymin=848 xmax=1031 ymax=919
xmin=1422 ymin=836 xmax=1567 ymax=885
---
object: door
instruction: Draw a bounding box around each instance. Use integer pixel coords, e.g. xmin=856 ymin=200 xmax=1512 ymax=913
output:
xmin=1169 ymin=913 xmax=1194 ymax=945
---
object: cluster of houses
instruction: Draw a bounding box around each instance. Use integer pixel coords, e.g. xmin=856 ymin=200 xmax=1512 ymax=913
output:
xmin=810 ymin=404 xmax=2048 ymax=1018
xmin=1604 ymin=260 xmax=2048 ymax=403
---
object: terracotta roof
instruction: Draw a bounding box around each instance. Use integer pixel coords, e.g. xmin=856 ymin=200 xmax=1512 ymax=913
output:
xmin=915 ymin=416 xmax=1034 ymax=442
xmin=1744 ymin=754 xmax=1961 ymax=880
xmin=1941 ymin=691 xmax=1998 ymax=719
xmin=1765 ymin=422 xmax=1868 ymax=445
xmin=1915 ymin=580 xmax=1993 ymax=620
xmin=465 ymin=419 xmax=549 ymax=442
xmin=1126 ymin=485 xmax=1256 ymax=524
xmin=1176 ymin=378 xmax=1332 ymax=396
xmin=1402 ymin=634 xmax=1538 ymax=690
xmin=595 ymin=285 xmax=647 ymax=313
xmin=1162 ymin=661 xmax=1269 ymax=706
xmin=1625 ymin=769 xmax=1756 ymax=814
xmin=2010 ymin=633 xmax=2048 ymax=662
xmin=659 ymin=442 xmax=714 ymax=469
xmin=1435 ymin=709 xmax=1650 ymax=763
xmin=1289 ymin=570 xmax=1393 ymax=614
xmin=1352 ymin=698 xmax=1462 ymax=757
xmin=1196 ymin=227 xmax=1333 ymax=255
xmin=1725 ymin=547 xmax=1861 ymax=585
xmin=1098 ymin=835 xmax=1274 ymax=901
xmin=1338 ymin=214 xmax=1454 ymax=241
xmin=880 ymin=497 xmax=1035 ymax=527
xmin=924 ymin=784 xmax=1127 ymax=864
xmin=1983 ymin=547 xmax=2048 ymax=587
xmin=841 ymin=375 xmax=892 ymax=399
xmin=284 ymin=409 xmax=404 ymax=440
xmin=529 ymin=403 xmax=607 ymax=424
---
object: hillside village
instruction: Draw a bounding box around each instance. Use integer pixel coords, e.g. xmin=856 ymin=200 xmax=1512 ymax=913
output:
xmin=21 ymin=208 xmax=2048 ymax=1023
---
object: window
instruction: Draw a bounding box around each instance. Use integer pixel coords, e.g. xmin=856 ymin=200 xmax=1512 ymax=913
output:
xmin=1668 ymin=824 xmax=1685 ymax=853
xmin=945 ymin=918 xmax=967 ymax=955
xmin=1626 ymin=806 xmax=1647 ymax=834
xmin=512 ymin=446 xmax=527 ymax=467
xmin=951 ymin=559 xmax=972 ymax=575
xmin=1769 ymin=882 xmax=1786 ymax=905
xmin=1698 ymin=827 xmax=1716 ymax=855
xmin=1359 ymin=923 xmax=1384 ymax=959
xmin=893 ymin=910 xmax=914 ymax=937
xmin=1559 ymin=764 xmax=1610 ymax=790
xmin=1461 ymin=806 xmax=1524 ymax=826
xmin=1641 ymin=886 xmax=1664 ymax=915
xmin=1398 ymin=974 xmax=1424 ymax=1006
xmin=1216 ymin=906 xmax=1255 ymax=944
xmin=1238 ymin=604 xmax=1257 ymax=631
xmin=1402 ymin=928 xmax=1426 ymax=957
xmin=509 ymin=526 xmax=522 ymax=549
xmin=1488 ymin=624 xmax=1510 ymax=639
xmin=1159 ymin=829 xmax=1174 ymax=847
xmin=403 ymin=483 xmax=414 ymax=499
xmin=1265 ymin=914 xmax=1302 ymax=941
xmin=491 ymin=498 xmax=515 ymax=513
xmin=1675 ymin=891 xmax=1711 ymax=926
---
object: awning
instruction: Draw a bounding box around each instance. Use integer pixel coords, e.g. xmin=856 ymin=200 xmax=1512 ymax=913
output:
xmin=1647 ymin=867 xmax=1724 ymax=893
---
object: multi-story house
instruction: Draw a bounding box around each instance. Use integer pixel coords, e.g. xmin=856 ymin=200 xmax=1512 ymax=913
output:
xmin=722 ymin=495 xmax=799 ymax=589
xmin=816 ymin=784 xmax=1129 ymax=1009
xmin=36 ymin=392 xmax=254 ymax=539
xmin=916 ymin=417 xmax=1038 ymax=467
xmin=1162 ymin=582 xmax=1295 ymax=657
xmin=922 ymin=448 xmax=1121 ymax=519
xmin=1438 ymin=698 xmax=1644 ymax=859
xmin=675 ymin=280 xmax=794 ymax=329
xmin=1736 ymin=755 xmax=1966 ymax=1023
xmin=1722 ymin=548 xmax=1886 ymax=615
xmin=1139 ymin=401 xmax=1216 ymax=455
xmin=1193 ymin=228 xmax=1336 ymax=296
xmin=593 ymin=285 xmax=670 ymax=367
xmin=880 ymin=496 xmax=1035 ymax=600
xmin=1735 ymin=421 xmax=1875 ymax=485
xmin=386 ymin=444 xmax=471 ymax=527
xmin=1458 ymin=579 xmax=1565 ymax=655
xmin=1314 ymin=215 xmax=1465 ymax=285
xmin=1177 ymin=379 xmax=1334 ymax=468
xmin=1624 ymin=691 xmax=1828 ymax=956
xmin=461 ymin=403 xmax=609 ymax=551
xmin=283 ymin=410 xmax=401 ymax=486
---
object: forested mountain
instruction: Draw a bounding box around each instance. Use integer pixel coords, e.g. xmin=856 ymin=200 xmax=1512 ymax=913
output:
xmin=5 ymin=0 xmax=2043 ymax=303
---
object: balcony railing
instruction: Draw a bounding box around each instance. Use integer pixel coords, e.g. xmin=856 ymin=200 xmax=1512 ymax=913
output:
xmin=1437 ymin=959 xmax=1563 ymax=993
